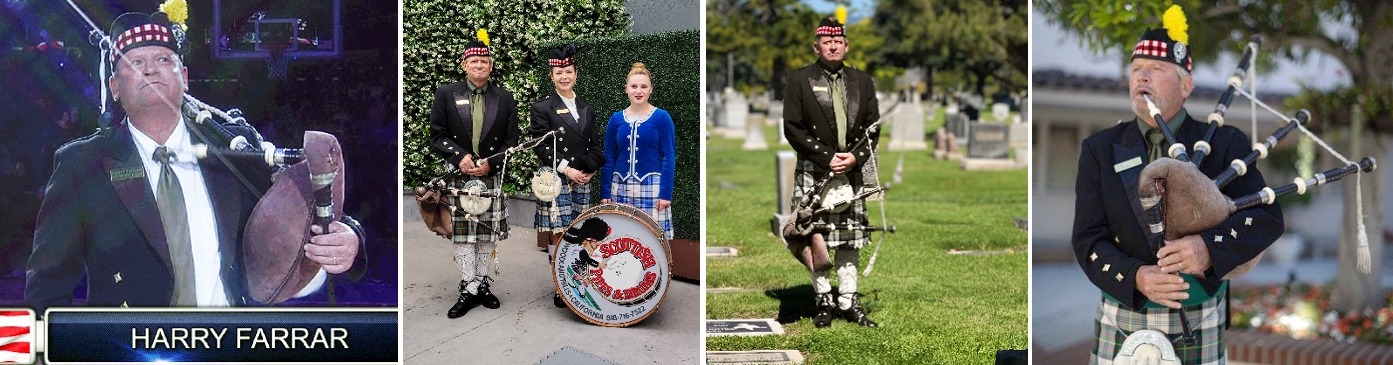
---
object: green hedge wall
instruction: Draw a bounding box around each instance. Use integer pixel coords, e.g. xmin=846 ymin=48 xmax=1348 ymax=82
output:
xmin=403 ymin=0 xmax=630 ymax=190
xmin=534 ymin=30 xmax=701 ymax=241
xmin=402 ymin=2 xmax=700 ymax=240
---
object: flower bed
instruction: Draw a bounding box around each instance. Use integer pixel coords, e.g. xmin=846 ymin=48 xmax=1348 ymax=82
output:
xmin=1230 ymin=283 xmax=1393 ymax=344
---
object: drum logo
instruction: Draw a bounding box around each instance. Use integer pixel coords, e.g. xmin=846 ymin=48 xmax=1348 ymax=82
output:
xmin=554 ymin=208 xmax=670 ymax=327
xmin=589 ymin=237 xmax=660 ymax=304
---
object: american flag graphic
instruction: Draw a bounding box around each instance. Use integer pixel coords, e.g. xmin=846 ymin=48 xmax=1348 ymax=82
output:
xmin=0 ymin=310 xmax=33 ymax=364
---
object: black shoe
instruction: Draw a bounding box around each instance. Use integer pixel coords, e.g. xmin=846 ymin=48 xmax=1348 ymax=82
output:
xmin=840 ymin=293 xmax=878 ymax=328
xmin=553 ymin=293 xmax=566 ymax=308
xmin=813 ymin=293 xmax=835 ymax=328
xmin=477 ymin=281 xmax=501 ymax=309
xmin=447 ymin=291 xmax=480 ymax=318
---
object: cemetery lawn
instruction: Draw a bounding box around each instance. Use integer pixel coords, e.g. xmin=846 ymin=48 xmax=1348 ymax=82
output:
xmin=705 ymin=129 xmax=1028 ymax=364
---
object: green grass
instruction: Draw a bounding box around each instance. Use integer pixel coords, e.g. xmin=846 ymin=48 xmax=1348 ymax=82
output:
xmin=704 ymin=127 xmax=1028 ymax=364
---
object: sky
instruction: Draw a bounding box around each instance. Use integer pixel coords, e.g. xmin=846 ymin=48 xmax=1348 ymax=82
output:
xmin=804 ymin=0 xmax=876 ymax=22
xmin=724 ymin=0 xmax=1351 ymax=94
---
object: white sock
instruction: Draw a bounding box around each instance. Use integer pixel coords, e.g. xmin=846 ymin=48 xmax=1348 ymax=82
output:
xmin=835 ymin=247 xmax=859 ymax=309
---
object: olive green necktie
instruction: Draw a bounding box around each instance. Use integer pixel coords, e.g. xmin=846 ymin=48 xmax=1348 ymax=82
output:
xmin=829 ymin=72 xmax=847 ymax=149
xmin=153 ymin=146 xmax=197 ymax=306
xmin=1147 ymin=129 xmax=1166 ymax=161
xmin=470 ymin=88 xmax=485 ymax=154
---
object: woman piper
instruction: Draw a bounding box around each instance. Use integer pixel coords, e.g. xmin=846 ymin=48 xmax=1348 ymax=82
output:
xmin=529 ymin=44 xmax=605 ymax=308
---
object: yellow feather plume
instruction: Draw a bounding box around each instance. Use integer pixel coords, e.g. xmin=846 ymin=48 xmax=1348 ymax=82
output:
xmin=835 ymin=5 xmax=847 ymax=25
xmin=159 ymin=0 xmax=189 ymax=27
xmin=1163 ymin=4 xmax=1188 ymax=45
xmin=477 ymin=28 xmax=490 ymax=47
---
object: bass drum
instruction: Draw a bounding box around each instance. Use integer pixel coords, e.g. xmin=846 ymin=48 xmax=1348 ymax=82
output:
xmin=552 ymin=203 xmax=672 ymax=327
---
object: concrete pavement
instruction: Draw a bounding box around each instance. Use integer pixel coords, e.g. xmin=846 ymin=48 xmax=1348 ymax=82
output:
xmin=403 ymin=195 xmax=700 ymax=364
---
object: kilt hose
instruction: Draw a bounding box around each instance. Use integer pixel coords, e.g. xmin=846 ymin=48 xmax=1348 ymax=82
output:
xmin=446 ymin=174 xmax=507 ymax=295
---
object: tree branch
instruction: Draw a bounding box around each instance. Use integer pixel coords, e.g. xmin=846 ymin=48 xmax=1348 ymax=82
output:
xmin=1277 ymin=33 xmax=1363 ymax=79
xmin=1201 ymin=4 xmax=1243 ymax=18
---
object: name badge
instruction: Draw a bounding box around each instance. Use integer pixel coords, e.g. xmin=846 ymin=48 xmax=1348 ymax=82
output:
xmin=557 ymin=108 xmax=570 ymax=115
xmin=1114 ymin=156 xmax=1142 ymax=173
xmin=456 ymin=99 xmax=469 ymax=105
xmin=109 ymin=167 xmax=146 ymax=182
xmin=812 ymin=86 xmax=829 ymax=93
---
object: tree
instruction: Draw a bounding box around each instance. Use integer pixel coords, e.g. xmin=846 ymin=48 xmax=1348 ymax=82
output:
xmin=707 ymin=0 xmax=818 ymax=99
xmin=872 ymin=0 xmax=1028 ymax=97
xmin=705 ymin=0 xmax=884 ymax=99
xmin=1039 ymin=0 xmax=1388 ymax=311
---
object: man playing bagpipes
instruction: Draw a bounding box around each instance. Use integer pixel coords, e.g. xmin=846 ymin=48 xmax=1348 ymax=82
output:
xmin=1071 ymin=6 xmax=1284 ymax=364
xmin=428 ymin=29 xmax=522 ymax=319
xmin=27 ymin=2 xmax=365 ymax=312
xmin=782 ymin=14 xmax=882 ymax=329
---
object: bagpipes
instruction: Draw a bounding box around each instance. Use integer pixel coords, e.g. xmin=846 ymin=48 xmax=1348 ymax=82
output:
xmin=413 ymin=129 xmax=563 ymax=237
xmin=182 ymin=96 xmax=349 ymax=306
xmin=781 ymin=118 xmax=896 ymax=273
xmin=64 ymin=0 xmax=349 ymax=305
xmin=1134 ymin=37 xmax=1377 ymax=345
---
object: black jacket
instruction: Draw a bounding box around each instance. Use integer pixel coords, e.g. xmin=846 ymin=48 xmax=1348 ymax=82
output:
xmin=782 ymin=63 xmax=880 ymax=184
xmin=27 ymin=120 xmax=265 ymax=311
xmin=529 ymin=92 xmax=604 ymax=174
xmin=428 ymin=80 xmax=521 ymax=176
xmin=1072 ymin=114 xmax=1284 ymax=309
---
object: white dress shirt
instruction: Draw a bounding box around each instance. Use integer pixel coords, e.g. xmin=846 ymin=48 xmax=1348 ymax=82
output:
xmin=128 ymin=119 xmax=323 ymax=306
xmin=558 ymin=91 xmax=580 ymax=173
xmin=128 ymin=119 xmax=229 ymax=306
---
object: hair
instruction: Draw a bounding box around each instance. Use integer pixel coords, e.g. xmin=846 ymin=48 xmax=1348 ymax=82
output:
xmin=627 ymin=62 xmax=652 ymax=84
xmin=1173 ymin=62 xmax=1191 ymax=81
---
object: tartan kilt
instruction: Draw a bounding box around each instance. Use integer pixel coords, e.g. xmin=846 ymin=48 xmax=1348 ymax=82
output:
xmin=448 ymin=174 xmax=509 ymax=244
xmin=535 ymin=174 xmax=592 ymax=232
xmin=610 ymin=173 xmax=673 ymax=240
xmin=791 ymin=160 xmax=869 ymax=249
xmin=1092 ymin=290 xmax=1228 ymax=365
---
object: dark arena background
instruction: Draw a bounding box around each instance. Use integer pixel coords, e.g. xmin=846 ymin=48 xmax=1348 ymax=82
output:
xmin=0 ymin=0 xmax=399 ymax=306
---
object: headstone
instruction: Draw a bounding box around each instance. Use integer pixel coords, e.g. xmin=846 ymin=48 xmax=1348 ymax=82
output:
xmin=947 ymin=113 xmax=971 ymax=146
xmin=723 ymin=88 xmax=748 ymax=138
xmin=775 ymin=151 xmax=797 ymax=215
xmin=991 ymin=102 xmax=1010 ymax=123
xmin=1009 ymin=122 xmax=1029 ymax=165
xmin=888 ymin=100 xmax=927 ymax=151
xmin=706 ymin=319 xmax=784 ymax=336
xmin=934 ymin=129 xmax=949 ymax=160
xmin=769 ymin=101 xmax=787 ymax=145
xmin=771 ymin=151 xmax=797 ymax=235
xmin=707 ymin=92 xmax=724 ymax=128
xmin=742 ymin=114 xmax=768 ymax=150
xmin=967 ymin=122 xmax=1010 ymax=159
xmin=1021 ymin=94 xmax=1030 ymax=123
xmin=707 ymin=246 xmax=739 ymax=257
xmin=947 ymin=248 xmax=1019 ymax=255
xmin=707 ymin=350 xmax=805 ymax=364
